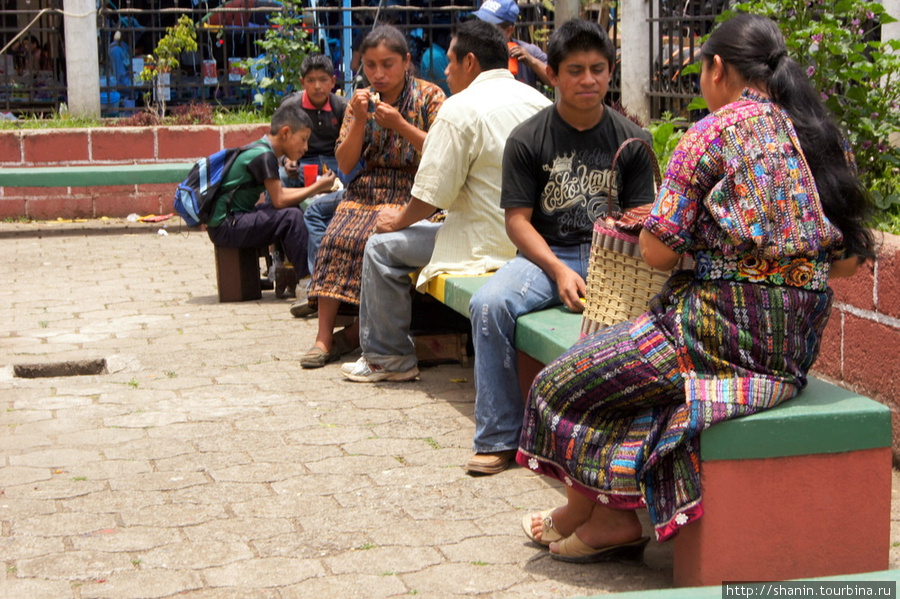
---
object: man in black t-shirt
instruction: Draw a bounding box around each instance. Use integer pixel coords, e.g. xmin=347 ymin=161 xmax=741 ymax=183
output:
xmin=464 ymin=19 xmax=655 ymax=476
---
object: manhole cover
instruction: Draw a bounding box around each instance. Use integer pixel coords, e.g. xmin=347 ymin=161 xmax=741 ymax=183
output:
xmin=13 ymin=359 xmax=108 ymax=379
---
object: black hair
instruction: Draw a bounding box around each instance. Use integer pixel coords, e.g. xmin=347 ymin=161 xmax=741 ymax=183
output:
xmin=270 ymin=94 xmax=312 ymax=134
xmin=701 ymin=13 xmax=876 ymax=261
xmin=451 ymin=19 xmax=508 ymax=72
xmin=359 ymin=24 xmax=409 ymax=59
xmin=546 ymin=19 xmax=616 ymax=74
xmin=300 ymin=53 xmax=335 ymax=78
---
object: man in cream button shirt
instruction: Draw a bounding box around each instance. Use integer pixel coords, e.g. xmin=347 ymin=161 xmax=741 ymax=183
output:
xmin=340 ymin=18 xmax=551 ymax=384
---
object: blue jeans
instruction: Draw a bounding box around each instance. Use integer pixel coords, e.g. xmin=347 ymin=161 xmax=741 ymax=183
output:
xmin=358 ymin=222 xmax=441 ymax=371
xmin=303 ymin=189 xmax=345 ymax=277
xmin=468 ymin=244 xmax=590 ymax=453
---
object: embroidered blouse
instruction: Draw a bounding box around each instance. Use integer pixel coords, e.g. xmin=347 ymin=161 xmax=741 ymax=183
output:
xmin=644 ymin=88 xmax=846 ymax=291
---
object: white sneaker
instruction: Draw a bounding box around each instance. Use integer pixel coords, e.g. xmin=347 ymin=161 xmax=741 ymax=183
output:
xmin=340 ymin=357 xmax=419 ymax=383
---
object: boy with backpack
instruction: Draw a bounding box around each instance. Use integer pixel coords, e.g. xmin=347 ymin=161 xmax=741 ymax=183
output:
xmin=204 ymin=94 xmax=337 ymax=279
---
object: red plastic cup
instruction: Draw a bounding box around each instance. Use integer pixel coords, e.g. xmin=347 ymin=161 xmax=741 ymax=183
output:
xmin=303 ymin=164 xmax=318 ymax=187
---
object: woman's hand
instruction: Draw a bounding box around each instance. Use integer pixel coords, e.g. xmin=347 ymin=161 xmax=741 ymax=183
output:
xmin=372 ymin=101 xmax=405 ymax=131
xmin=349 ymin=89 xmax=371 ymax=121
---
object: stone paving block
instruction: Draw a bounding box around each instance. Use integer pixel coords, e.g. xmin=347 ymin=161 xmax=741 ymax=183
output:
xmin=3 ymin=478 xmax=107 ymax=500
xmin=0 ymin=535 xmax=66 ymax=561
xmin=16 ymin=549 xmax=136 ymax=580
xmin=153 ymin=451 xmax=253 ymax=474
xmin=270 ymin=473 xmax=372 ymax=498
xmin=280 ymin=573 xmax=409 ymax=599
xmin=203 ymin=557 xmax=325 ymax=588
xmin=59 ymin=427 xmax=148 ymax=451
xmin=13 ymin=512 xmax=118 ymax=537
xmin=0 ymin=577 xmax=74 ymax=598
xmin=400 ymin=562 xmax=529 ymax=595
xmin=71 ymin=526 xmax=183 ymax=552
xmin=78 ymin=569 xmax=204 ymax=599
xmin=103 ymin=437 xmax=195 ymax=461
xmin=108 ymin=471 xmax=209 ymax=492
xmin=118 ymin=503 xmax=228 ymax=528
xmin=60 ymin=490 xmax=167 ymax=515
xmin=324 ymin=545 xmax=444 ymax=575
xmin=138 ymin=541 xmax=255 ymax=570
xmin=244 ymin=445 xmax=343 ymax=466
xmin=181 ymin=517 xmax=297 ymax=544
xmin=0 ymin=465 xmax=53 ymax=486
xmin=9 ymin=447 xmax=104 ymax=468
xmin=1 ymin=408 xmax=54 ymax=426
xmin=103 ymin=410 xmax=189 ymax=428
xmin=167 ymin=481 xmax=272 ymax=506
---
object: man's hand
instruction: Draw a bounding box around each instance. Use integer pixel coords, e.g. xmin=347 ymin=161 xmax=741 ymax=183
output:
xmin=283 ymin=158 xmax=300 ymax=179
xmin=310 ymin=171 xmax=337 ymax=194
xmin=375 ymin=206 xmax=403 ymax=233
xmin=555 ymin=265 xmax=587 ymax=313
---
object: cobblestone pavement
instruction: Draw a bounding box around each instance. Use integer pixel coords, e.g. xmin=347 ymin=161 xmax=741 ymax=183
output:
xmin=1 ymin=219 xmax=898 ymax=599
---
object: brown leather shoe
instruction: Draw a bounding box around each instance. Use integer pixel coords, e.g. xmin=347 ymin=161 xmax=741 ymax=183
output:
xmin=465 ymin=450 xmax=517 ymax=475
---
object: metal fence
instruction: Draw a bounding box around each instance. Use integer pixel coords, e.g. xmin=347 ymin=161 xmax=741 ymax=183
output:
xmin=0 ymin=0 xmax=721 ymax=120
xmin=0 ymin=1 xmax=561 ymax=117
xmin=0 ymin=0 xmax=67 ymax=116
xmin=646 ymin=0 xmax=723 ymax=119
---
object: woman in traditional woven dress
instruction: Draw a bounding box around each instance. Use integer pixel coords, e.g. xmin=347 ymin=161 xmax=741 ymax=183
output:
xmin=301 ymin=25 xmax=445 ymax=368
xmin=518 ymin=13 xmax=878 ymax=562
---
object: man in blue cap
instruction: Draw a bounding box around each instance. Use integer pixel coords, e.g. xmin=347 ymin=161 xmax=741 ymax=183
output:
xmin=472 ymin=0 xmax=551 ymax=88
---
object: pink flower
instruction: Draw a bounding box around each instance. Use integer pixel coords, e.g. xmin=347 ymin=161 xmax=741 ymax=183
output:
xmin=807 ymin=65 xmax=816 ymax=77
xmin=811 ymin=34 xmax=823 ymax=43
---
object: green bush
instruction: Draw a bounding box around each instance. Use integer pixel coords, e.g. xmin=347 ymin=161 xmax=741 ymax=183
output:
xmin=239 ymin=0 xmax=319 ymax=115
xmin=726 ymin=0 xmax=900 ymax=232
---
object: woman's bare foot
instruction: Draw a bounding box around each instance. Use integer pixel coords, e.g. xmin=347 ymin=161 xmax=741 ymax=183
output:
xmin=549 ymin=503 xmax=642 ymax=554
xmin=528 ymin=487 xmax=596 ymax=543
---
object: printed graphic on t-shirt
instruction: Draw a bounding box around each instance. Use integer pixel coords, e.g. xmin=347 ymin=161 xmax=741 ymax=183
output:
xmin=541 ymin=148 xmax=618 ymax=238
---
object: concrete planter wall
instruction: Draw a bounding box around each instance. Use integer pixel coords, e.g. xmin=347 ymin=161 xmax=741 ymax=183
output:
xmin=0 ymin=124 xmax=269 ymax=220
xmin=0 ymin=124 xmax=897 ymax=455
xmin=814 ymin=232 xmax=900 ymax=459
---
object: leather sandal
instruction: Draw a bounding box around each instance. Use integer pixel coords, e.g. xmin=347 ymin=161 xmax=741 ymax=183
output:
xmin=300 ymin=345 xmax=339 ymax=369
xmin=550 ymin=534 xmax=650 ymax=565
xmin=522 ymin=509 xmax=566 ymax=547
xmin=465 ymin=450 xmax=517 ymax=475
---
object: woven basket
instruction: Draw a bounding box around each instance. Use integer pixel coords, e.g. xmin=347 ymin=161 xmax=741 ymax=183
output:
xmin=580 ymin=137 xmax=670 ymax=337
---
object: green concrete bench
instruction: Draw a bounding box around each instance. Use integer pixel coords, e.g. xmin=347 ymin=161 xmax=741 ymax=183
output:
xmin=423 ymin=273 xmax=893 ymax=587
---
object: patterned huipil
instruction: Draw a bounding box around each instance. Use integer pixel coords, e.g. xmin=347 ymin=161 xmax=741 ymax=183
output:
xmin=517 ymin=88 xmax=846 ymax=540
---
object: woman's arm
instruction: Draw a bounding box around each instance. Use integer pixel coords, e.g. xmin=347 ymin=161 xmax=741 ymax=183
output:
xmin=830 ymin=256 xmax=861 ymax=278
xmin=335 ymin=90 xmax=370 ymax=174
xmin=639 ymin=228 xmax=682 ymax=271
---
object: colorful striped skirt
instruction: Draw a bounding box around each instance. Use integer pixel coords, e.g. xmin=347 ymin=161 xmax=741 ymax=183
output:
xmin=308 ymin=166 xmax=416 ymax=306
xmin=517 ymin=273 xmax=833 ymax=541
